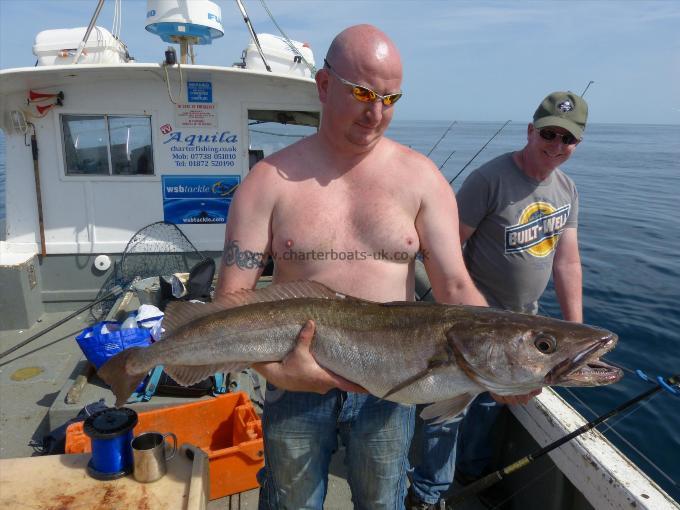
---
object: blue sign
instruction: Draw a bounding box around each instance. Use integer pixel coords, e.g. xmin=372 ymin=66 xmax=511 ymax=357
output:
xmin=162 ymin=175 xmax=240 ymax=224
xmin=187 ymin=81 xmax=212 ymax=103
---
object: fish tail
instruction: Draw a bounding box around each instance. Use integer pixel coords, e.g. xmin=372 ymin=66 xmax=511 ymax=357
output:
xmin=97 ymin=347 xmax=150 ymax=407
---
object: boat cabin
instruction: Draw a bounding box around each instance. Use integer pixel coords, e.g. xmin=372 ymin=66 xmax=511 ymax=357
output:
xmin=0 ymin=4 xmax=320 ymax=328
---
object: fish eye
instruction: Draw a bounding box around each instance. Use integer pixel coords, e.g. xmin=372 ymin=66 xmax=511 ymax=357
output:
xmin=534 ymin=333 xmax=557 ymax=354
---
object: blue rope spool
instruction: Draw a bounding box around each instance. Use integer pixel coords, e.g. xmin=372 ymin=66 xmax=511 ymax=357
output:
xmin=84 ymin=407 xmax=138 ymax=480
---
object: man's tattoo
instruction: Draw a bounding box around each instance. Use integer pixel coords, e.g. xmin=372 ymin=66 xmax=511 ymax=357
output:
xmin=223 ymin=240 xmax=266 ymax=270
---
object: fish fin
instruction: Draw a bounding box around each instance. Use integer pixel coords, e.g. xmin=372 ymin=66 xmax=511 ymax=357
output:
xmin=419 ymin=393 xmax=476 ymax=424
xmin=97 ymin=347 xmax=150 ymax=407
xmin=251 ymin=280 xmax=349 ymax=301
xmin=382 ymin=343 xmax=457 ymax=400
xmin=380 ymin=301 xmax=432 ymax=307
xmin=382 ymin=368 xmax=433 ymax=400
xmin=163 ymin=280 xmax=350 ymax=336
xmin=163 ymin=363 xmax=249 ymax=387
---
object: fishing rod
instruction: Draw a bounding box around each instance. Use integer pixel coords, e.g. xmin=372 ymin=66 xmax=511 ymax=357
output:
xmin=443 ymin=373 xmax=680 ymax=508
xmin=438 ymin=151 xmax=456 ymax=171
xmin=0 ymin=285 xmax=123 ymax=361
xmin=236 ymin=0 xmax=271 ymax=72
xmin=426 ymin=120 xmax=457 ymax=157
xmin=581 ymin=80 xmax=595 ymax=98
xmin=416 ymin=121 xmax=512 ymax=301
xmin=447 ymin=119 xmax=511 ymax=185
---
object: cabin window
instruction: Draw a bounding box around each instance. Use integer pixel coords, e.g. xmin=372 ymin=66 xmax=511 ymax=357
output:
xmin=61 ymin=114 xmax=154 ymax=176
xmin=247 ymin=109 xmax=319 ymax=168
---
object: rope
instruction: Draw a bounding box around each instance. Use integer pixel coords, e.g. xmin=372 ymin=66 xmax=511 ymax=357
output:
xmin=472 ymin=388 xmax=676 ymax=510
xmin=112 ymin=0 xmax=121 ymax=40
xmin=563 ymin=387 xmax=677 ymax=487
xmin=163 ymin=63 xmax=183 ymax=105
xmin=538 ymin=306 xmax=676 ymax=484
xmin=525 ymin=307 xmax=677 ymax=489
xmin=116 ymin=0 xmax=122 ymax=40
xmin=258 ymin=0 xmax=317 ymax=76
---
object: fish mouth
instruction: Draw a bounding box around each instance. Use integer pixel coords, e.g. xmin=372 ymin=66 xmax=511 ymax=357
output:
xmin=545 ymin=333 xmax=622 ymax=386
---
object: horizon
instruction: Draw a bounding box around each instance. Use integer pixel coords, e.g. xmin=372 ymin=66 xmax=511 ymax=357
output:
xmin=0 ymin=0 xmax=678 ymax=125
xmin=390 ymin=119 xmax=680 ymax=127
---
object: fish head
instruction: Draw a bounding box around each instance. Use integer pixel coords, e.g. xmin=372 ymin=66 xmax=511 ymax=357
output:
xmin=448 ymin=308 xmax=622 ymax=394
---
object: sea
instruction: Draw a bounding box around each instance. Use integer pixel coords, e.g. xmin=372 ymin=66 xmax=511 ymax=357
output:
xmin=1 ymin=121 xmax=678 ymax=499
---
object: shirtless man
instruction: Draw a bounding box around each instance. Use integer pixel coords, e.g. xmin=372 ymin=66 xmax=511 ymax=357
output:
xmin=215 ymin=24 xmax=486 ymax=509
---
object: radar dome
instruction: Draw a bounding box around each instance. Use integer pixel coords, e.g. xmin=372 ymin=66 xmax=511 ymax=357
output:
xmin=145 ymin=0 xmax=224 ymax=45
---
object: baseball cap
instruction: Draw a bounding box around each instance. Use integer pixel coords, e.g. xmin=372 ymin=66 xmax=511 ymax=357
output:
xmin=533 ymin=91 xmax=588 ymax=140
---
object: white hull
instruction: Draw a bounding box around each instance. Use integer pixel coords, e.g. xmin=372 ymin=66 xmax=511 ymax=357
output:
xmin=513 ymin=390 xmax=677 ymax=509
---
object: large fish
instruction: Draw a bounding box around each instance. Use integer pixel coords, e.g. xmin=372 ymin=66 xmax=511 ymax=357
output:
xmin=98 ymin=281 xmax=622 ymax=421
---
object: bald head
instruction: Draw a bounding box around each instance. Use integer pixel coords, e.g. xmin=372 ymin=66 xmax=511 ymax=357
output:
xmin=326 ymin=24 xmax=402 ymax=79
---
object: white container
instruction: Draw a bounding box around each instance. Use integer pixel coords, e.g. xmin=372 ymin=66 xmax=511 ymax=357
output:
xmin=121 ymin=312 xmax=138 ymax=330
xmin=244 ymin=34 xmax=315 ymax=78
xmin=32 ymin=26 xmax=128 ymax=66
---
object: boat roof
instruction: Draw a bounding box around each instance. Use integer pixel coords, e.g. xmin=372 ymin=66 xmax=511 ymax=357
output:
xmin=0 ymin=62 xmax=316 ymax=97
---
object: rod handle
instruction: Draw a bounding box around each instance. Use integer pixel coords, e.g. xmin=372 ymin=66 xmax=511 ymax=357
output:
xmin=444 ymin=470 xmax=504 ymax=508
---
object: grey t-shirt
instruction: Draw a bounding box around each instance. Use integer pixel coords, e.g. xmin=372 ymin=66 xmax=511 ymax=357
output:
xmin=456 ymin=152 xmax=578 ymax=314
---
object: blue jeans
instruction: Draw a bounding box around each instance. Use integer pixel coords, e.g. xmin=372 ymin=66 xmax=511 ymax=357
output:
xmin=409 ymin=393 xmax=503 ymax=503
xmin=408 ymin=405 xmax=464 ymax=505
xmin=456 ymin=393 xmax=504 ymax=478
xmin=257 ymin=384 xmax=415 ymax=510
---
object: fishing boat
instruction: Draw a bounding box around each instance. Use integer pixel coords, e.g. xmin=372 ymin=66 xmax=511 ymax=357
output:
xmin=0 ymin=1 xmax=677 ymax=508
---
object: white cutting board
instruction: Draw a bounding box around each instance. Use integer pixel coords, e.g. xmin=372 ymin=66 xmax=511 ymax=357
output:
xmin=0 ymin=446 xmax=208 ymax=510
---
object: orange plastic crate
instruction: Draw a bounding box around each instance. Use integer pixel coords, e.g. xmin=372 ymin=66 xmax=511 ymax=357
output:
xmin=65 ymin=392 xmax=264 ymax=500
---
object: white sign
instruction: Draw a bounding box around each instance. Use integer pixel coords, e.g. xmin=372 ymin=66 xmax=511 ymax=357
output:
xmin=175 ymin=103 xmax=218 ymax=129
xmin=162 ymin=130 xmax=239 ymax=169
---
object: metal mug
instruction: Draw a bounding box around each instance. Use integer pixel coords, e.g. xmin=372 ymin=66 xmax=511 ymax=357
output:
xmin=131 ymin=431 xmax=177 ymax=483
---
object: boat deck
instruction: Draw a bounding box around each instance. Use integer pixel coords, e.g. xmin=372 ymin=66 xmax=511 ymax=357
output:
xmin=3 ymin=294 xmax=675 ymax=509
xmin=0 ymin=308 xmax=484 ymax=509
xmin=0 ymin=310 xmax=89 ymax=459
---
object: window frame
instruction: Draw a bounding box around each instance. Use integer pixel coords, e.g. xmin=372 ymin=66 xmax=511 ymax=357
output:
xmin=59 ymin=113 xmax=156 ymax=178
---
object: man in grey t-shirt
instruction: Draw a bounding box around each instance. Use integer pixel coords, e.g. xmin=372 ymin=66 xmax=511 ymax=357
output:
xmin=407 ymin=91 xmax=588 ymax=508
xmin=459 ymin=151 xmax=579 ymax=315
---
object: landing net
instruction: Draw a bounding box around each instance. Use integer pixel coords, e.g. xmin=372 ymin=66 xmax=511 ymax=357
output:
xmin=92 ymin=221 xmax=207 ymax=320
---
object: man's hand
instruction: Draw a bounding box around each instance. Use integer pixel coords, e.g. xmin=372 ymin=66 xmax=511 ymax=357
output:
xmin=252 ymin=320 xmax=367 ymax=395
xmin=490 ymin=388 xmax=542 ymax=405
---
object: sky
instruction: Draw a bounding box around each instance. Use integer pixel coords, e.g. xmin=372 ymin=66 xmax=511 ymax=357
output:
xmin=1 ymin=0 xmax=679 ymax=125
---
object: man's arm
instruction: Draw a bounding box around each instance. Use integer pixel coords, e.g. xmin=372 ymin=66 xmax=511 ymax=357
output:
xmin=459 ymin=222 xmax=476 ymax=246
xmin=552 ymin=227 xmax=583 ymax=322
xmin=214 ymin=164 xmax=275 ymax=300
xmin=415 ymin=163 xmax=487 ymax=306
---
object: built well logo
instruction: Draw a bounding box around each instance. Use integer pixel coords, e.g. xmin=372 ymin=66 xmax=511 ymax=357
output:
xmin=505 ymin=202 xmax=570 ymax=257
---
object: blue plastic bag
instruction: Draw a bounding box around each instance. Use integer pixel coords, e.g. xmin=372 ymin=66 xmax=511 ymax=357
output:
xmin=76 ymin=321 xmax=152 ymax=369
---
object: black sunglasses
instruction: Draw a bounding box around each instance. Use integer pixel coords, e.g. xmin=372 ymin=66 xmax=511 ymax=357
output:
xmin=538 ymin=128 xmax=579 ymax=146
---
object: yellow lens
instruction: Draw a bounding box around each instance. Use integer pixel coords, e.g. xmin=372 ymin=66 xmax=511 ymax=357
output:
xmin=352 ymin=86 xmax=375 ymax=103
xmin=383 ymin=93 xmax=402 ymax=106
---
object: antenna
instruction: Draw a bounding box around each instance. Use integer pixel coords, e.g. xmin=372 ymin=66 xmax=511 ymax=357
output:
xmin=581 ymin=80 xmax=595 ymax=97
